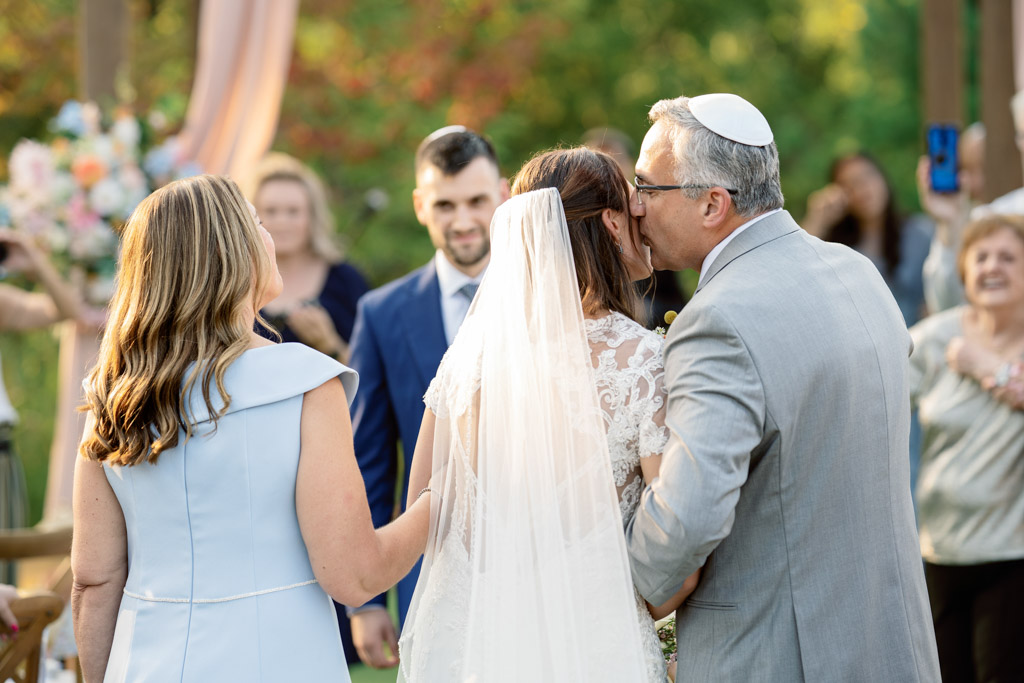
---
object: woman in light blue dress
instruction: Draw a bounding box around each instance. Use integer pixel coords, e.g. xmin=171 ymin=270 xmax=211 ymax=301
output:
xmin=70 ymin=175 xmax=433 ymax=682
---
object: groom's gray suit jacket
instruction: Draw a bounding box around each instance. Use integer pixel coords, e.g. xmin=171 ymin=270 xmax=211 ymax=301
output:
xmin=627 ymin=210 xmax=940 ymax=682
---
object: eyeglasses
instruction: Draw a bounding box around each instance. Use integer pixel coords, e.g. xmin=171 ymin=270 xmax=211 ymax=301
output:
xmin=633 ymin=176 xmax=739 ymax=203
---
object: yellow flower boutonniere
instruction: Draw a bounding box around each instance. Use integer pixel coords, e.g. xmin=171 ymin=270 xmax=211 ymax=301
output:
xmin=655 ymin=310 xmax=679 ymax=338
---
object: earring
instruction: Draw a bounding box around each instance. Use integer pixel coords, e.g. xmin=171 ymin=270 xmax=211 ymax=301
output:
xmin=616 ymin=242 xmax=624 ymax=254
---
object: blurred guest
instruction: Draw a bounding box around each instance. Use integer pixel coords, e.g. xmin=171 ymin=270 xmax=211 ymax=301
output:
xmin=0 ymin=229 xmax=81 ymax=583
xmin=582 ymin=127 xmax=688 ymax=326
xmin=804 ymin=152 xmax=932 ymax=326
xmin=345 ymin=127 xmax=508 ymax=668
xmin=245 ymin=153 xmax=368 ymax=362
xmin=908 ymin=214 xmax=1024 ymax=682
xmin=916 ymin=123 xmax=986 ymax=313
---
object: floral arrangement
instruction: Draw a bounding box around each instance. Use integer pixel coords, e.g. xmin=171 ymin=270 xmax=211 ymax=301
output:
xmin=0 ymin=100 xmax=199 ymax=302
xmin=656 ymin=614 xmax=676 ymax=660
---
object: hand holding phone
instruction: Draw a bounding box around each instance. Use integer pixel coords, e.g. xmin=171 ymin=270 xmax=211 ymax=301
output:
xmin=927 ymin=124 xmax=959 ymax=194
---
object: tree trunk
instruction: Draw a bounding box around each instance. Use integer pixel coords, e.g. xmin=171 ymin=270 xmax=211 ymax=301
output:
xmin=981 ymin=0 xmax=1023 ymax=200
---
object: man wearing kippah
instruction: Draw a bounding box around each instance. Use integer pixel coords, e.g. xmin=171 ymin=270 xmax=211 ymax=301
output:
xmin=625 ymin=94 xmax=940 ymax=681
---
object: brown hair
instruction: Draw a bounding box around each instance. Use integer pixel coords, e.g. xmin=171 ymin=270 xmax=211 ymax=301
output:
xmin=242 ymin=152 xmax=342 ymax=262
xmin=957 ymin=214 xmax=1024 ymax=283
xmin=81 ymin=175 xmax=275 ymax=466
xmin=511 ymin=148 xmax=645 ymax=322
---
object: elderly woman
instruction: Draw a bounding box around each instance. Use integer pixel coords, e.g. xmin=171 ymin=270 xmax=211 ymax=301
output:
xmin=908 ymin=214 xmax=1024 ymax=682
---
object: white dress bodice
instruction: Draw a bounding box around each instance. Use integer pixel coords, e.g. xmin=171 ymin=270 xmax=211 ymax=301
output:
xmin=585 ymin=312 xmax=669 ymax=682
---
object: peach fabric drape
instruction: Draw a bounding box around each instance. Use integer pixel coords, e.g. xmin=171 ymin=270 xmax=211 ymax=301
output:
xmin=177 ymin=0 xmax=299 ymax=180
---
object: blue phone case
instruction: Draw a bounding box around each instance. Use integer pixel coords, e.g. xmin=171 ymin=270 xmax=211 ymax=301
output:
xmin=927 ymin=124 xmax=959 ymax=193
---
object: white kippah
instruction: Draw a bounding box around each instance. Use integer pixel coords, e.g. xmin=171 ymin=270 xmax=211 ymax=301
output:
xmin=688 ymin=93 xmax=773 ymax=147
xmin=423 ymin=125 xmax=469 ymax=144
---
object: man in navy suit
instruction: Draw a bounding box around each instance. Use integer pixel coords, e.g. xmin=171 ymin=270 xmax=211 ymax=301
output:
xmin=345 ymin=127 xmax=508 ymax=668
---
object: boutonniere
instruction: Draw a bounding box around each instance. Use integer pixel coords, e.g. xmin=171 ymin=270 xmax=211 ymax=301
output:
xmin=654 ymin=310 xmax=679 ymax=338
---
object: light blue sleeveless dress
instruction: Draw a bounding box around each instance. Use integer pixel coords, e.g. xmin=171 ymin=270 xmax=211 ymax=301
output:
xmin=101 ymin=343 xmax=358 ymax=682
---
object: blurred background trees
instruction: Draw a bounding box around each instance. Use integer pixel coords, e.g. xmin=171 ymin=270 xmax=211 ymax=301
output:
xmin=0 ymin=0 xmax=977 ymax=522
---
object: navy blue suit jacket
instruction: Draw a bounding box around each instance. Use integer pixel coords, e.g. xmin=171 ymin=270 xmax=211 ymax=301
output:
xmin=346 ymin=259 xmax=447 ymax=622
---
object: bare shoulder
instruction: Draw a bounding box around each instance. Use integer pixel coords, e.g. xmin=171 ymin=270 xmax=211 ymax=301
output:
xmin=302 ymin=376 xmax=348 ymax=411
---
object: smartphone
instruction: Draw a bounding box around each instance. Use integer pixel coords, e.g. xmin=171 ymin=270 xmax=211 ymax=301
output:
xmin=0 ymin=243 xmax=7 ymax=264
xmin=927 ymin=123 xmax=959 ymax=193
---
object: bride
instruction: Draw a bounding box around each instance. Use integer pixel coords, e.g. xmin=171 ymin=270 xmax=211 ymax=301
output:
xmin=399 ymin=148 xmax=697 ymax=682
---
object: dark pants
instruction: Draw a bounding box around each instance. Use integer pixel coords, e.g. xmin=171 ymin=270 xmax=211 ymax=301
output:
xmin=925 ymin=559 xmax=1024 ymax=683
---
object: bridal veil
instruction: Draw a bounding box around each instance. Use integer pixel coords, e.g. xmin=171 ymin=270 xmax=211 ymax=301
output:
xmin=398 ymin=188 xmax=647 ymax=681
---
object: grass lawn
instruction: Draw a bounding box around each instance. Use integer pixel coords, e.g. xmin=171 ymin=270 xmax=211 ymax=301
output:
xmin=349 ymin=663 xmax=398 ymax=682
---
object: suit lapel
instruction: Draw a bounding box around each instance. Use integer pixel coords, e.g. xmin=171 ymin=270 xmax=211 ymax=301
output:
xmin=695 ymin=210 xmax=802 ymax=294
xmin=400 ymin=260 xmax=448 ymax=386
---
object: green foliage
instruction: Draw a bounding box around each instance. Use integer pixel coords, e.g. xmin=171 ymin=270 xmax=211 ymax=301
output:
xmin=0 ymin=0 xmax=974 ymax=526
xmin=0 ymin=328 xmax=60 ymax=524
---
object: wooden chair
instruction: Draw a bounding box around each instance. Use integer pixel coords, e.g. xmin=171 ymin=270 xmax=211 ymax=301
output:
xmin=0 ymin=592 xmax=65 ymax=682
xmin=0 ymin=524 xmax=75 ymax=681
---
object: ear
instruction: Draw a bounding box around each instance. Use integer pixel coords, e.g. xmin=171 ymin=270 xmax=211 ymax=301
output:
xmin=701 ymin=187 xmax=733 ymax=229
xmin=600 ymin=208 xmax=625 ymax=243
xmin=498 ymin=177 xmax=511 ymax=202
xmin=412 ymin=188 xmax=428 ymax=227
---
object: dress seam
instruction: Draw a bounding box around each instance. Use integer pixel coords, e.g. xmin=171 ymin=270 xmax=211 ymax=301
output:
xmin=244 ymin=408 xmax=265 ymax=682
xmin=181 ymin=439 xmax=195 ymax=683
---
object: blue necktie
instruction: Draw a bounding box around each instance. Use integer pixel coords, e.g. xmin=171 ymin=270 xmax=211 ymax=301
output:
xmin=459 ymin=282 xmax=479 ymax=302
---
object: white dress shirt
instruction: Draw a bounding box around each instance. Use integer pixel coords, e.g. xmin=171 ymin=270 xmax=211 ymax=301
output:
xmin=435 ymin=250 xmax=485 ymax=345
xmin=699 ymin=209 xmax=782 ymax=287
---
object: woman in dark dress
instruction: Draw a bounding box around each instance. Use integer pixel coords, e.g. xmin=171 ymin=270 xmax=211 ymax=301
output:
xmin=245 ymin=153 xmax=368 ymax=362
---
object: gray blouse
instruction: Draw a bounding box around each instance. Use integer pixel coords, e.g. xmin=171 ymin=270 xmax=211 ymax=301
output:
xmin=909 ymin=307 xmax=1024 ymax=565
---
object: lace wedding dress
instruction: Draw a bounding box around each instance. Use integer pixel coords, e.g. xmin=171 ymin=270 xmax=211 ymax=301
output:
xmin=585 ymin=311 xmax=670 ymax=683
xmin=397 ymin=189 xmax=653 ymax=682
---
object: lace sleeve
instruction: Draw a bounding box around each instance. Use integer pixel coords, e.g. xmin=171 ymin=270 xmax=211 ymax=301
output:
xmin=424 ymin=373 xmax=445 ymax=417
xmin=634 ymin=339 xmax=669 ymax=460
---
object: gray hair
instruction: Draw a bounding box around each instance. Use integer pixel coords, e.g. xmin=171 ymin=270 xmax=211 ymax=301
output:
xmin=649 ymin=96 xmax=784 ymax=217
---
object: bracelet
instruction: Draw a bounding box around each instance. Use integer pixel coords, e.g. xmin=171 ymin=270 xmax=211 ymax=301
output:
xmin=417 ymin=487 xmax=442 ymax=507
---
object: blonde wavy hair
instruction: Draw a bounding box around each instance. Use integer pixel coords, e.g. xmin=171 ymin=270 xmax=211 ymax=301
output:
xmin=242 ymin=152 xmax=342 ymax=262
xmin=81 ymin=175 xmax=275 ymax=466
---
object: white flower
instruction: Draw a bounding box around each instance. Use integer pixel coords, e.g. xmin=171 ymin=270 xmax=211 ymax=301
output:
xmin=147 ymin=110 xmax=169 ymax=132
xmin=69 ymin=220 xmax=116 ymax=261
xmin=82 ymin=102 xmax=101 ymax=136
xmin=9 ymin=140 xmax=55 ymax=193
xmin=88 ymin=135 xmax=116 ymax=166
xmin=88 ymin=178 xmax=125 ymax=217
xmin=119 ymin=164 xmax=147 ymax=193
xmin=50 ymin=172 xmax=77 ymax=204
xmin=111 ymin=116 xmax=141 ymax=149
